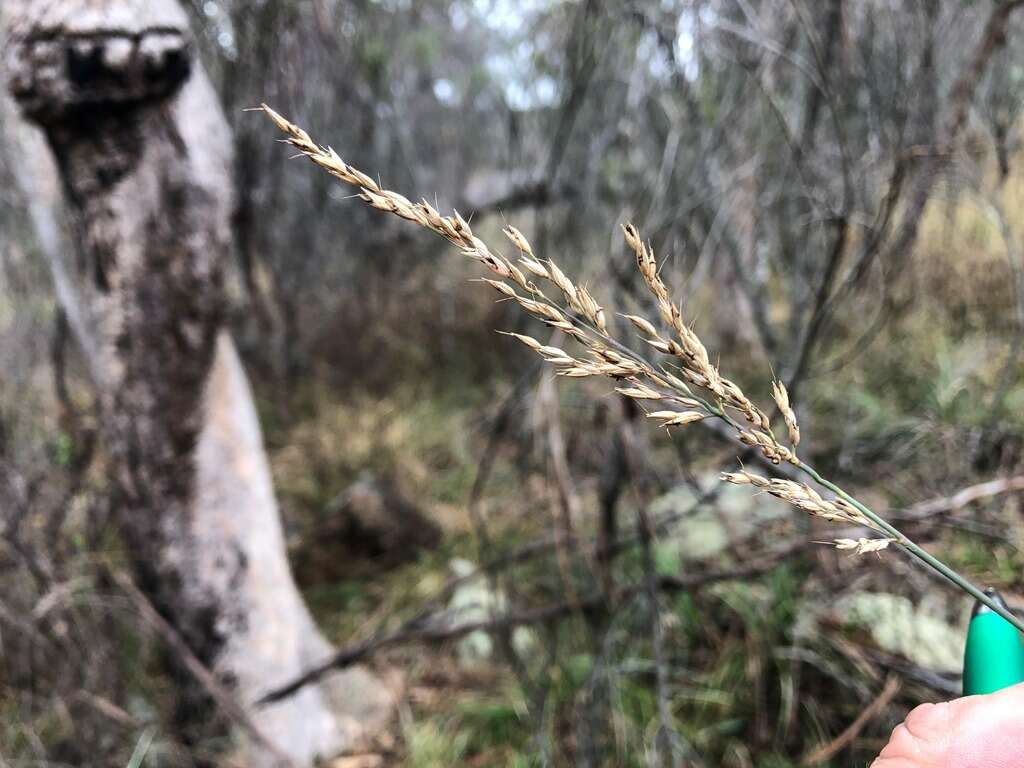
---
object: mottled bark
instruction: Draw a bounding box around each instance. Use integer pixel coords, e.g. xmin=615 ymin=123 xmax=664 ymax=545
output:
xmin=1 ymin=2 xmax=392 ymax=765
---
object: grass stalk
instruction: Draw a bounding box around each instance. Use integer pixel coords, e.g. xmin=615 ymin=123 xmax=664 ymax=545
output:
xmin=797 ymin=462 xmax=1024 ymax=633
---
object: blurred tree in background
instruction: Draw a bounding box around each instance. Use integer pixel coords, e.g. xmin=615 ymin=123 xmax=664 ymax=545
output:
xmin=2 ymin=1 xmax=1024 ymax=766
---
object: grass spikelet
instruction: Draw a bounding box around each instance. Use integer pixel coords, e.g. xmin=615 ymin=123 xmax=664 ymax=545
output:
xmin=622 ymin=314 xmax=659 ymax=338
xmin=721 ymin=471 xmax=872 ymax=528
xmin=502 ymin=225 xmax=534 ymax=257
xmin=614 ymin=384 xmax=662 ymax=401
xmin=647 ymin=410 xmax=706 ymax=427
xmin=772 ymin=380 xmax=800 ymax=448
xmin=545 ymin=259 xmax=578 ymax=306
xmin=834 ymin=538 xmax=897 ymax=555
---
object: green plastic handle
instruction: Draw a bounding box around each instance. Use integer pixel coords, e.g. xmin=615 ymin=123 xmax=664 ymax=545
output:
xmin=962 ymin=588 xmax=1024 ymax=696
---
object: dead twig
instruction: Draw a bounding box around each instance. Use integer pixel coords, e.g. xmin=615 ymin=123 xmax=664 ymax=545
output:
xmin=801 ymin=674 xmax=901 ymax=765
xmin=111 ymin=569 xmax=300 ymax=768
xmin=899 ymin=475 xmax=1024 ymax=521
xmin=256 ymin=540 xmax=806 ymax=706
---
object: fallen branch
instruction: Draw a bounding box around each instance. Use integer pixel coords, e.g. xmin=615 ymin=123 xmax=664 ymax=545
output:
xmin=899 ymin=475 xmax=1024 ymax=521
xmin=256 ymin=538 xmax=806 ymax=705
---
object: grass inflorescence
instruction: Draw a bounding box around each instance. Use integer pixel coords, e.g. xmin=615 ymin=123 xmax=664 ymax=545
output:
xmin=259 ymin=103 xmax=1024 ymax=633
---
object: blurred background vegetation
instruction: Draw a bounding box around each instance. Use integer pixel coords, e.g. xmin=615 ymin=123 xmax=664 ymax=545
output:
xmin=3 ymin=0 xmax=1024 ymax=765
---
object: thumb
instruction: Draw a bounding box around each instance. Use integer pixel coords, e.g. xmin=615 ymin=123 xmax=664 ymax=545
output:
xmin=872 ymin=682 xmax=1024 ymax=767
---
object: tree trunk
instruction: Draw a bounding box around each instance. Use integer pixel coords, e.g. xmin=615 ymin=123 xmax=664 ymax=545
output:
xmin=1 ymin=2 xmax=393 ymax=765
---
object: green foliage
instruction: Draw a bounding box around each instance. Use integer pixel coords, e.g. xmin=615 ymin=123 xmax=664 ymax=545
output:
xmin=456 ymin=696 xmax=529 ymax=753
xmin=52 ymin=430 xmax=75 ymax=467
xmin=404 ymin=719 xmax=470 ymax=768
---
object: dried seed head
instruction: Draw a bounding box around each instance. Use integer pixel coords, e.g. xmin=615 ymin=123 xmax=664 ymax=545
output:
xmin=386 ymin=191 xmax=417 ymax=221
xmin=623 ymin=314 xmax=659 ymax=338
xmin=261 ymin=103 xmax=292 ymax=132
xmin=772 ymin=380 xmax=801 ymax=448
xmin=538 ymin=344 xmax=570 ymax=360
xmin=309 ymin=150 xmax=346 ymax=179
xmin=261 ymin=104 xmax=315 ymax=148
xmin=348 ymin=165 xmax=380 ymax=192
xmin=262 ymin=108 xmax=820 ymax=513
xmin=360 ymin=188 xmax=397 ymax=213
xmin=476 ymin=250 xmax=512 ymax=278
xmin=516 ymin=297 xmax=563 ymax=323
xmin=787 ymin=424 xmax=800 ymax=447
xmin=261 ymin=110 xmax=914 ymax=587
xmin=721 ymin=471 xmax=752 ymax=486
xmin=621 ymin=223 xmax=642 ymax=254
xmin=647 ymin=410 xmax=706 ymax=426
xmin=519 ymin=257 xmax=549 ymax=280
xmin=576 ymin=286 xmax=604 ymax=330
xmin=504 ymin=262 xmax=529 ymax=291
xmin=833 ymin=538 xmax=896 ymax=555
xmin=644 ymin=338 xmax=673 ymax=355
xmin=499 ymin=332 xmax=576 ymax=366
xmin=502 ymin=225 xmax=534 ymax=256
xmin=661 ymin=372 xmax=690 ymax=392
xmin=771 ymin=380 xmax=790 ymax=411
xmin=481 ymin=278 xmax=517 ymax=298
xmin=501 ymin=332 xmax=542 ymax=350
xmin=546 ymin=259 xmax=578 ymax=305
xmin=737 ymin=429 xmax=795 ymax=465
xmin=660 ymin=300 xmax=683 ymax=333
xmin=615 ymin=384 xmax=663 ymax=400
xmin=720 ymin=470 xmax=770 ymax=488
xmin=452 ymin=210 xmax=473 ymax=242
xmin=559 ymin=366 xmax=595 ymax=378
xmin=546 ymin=319 xmax=588 ymax=341
xmin=724 ymin=469 xmax=877 ymax=528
